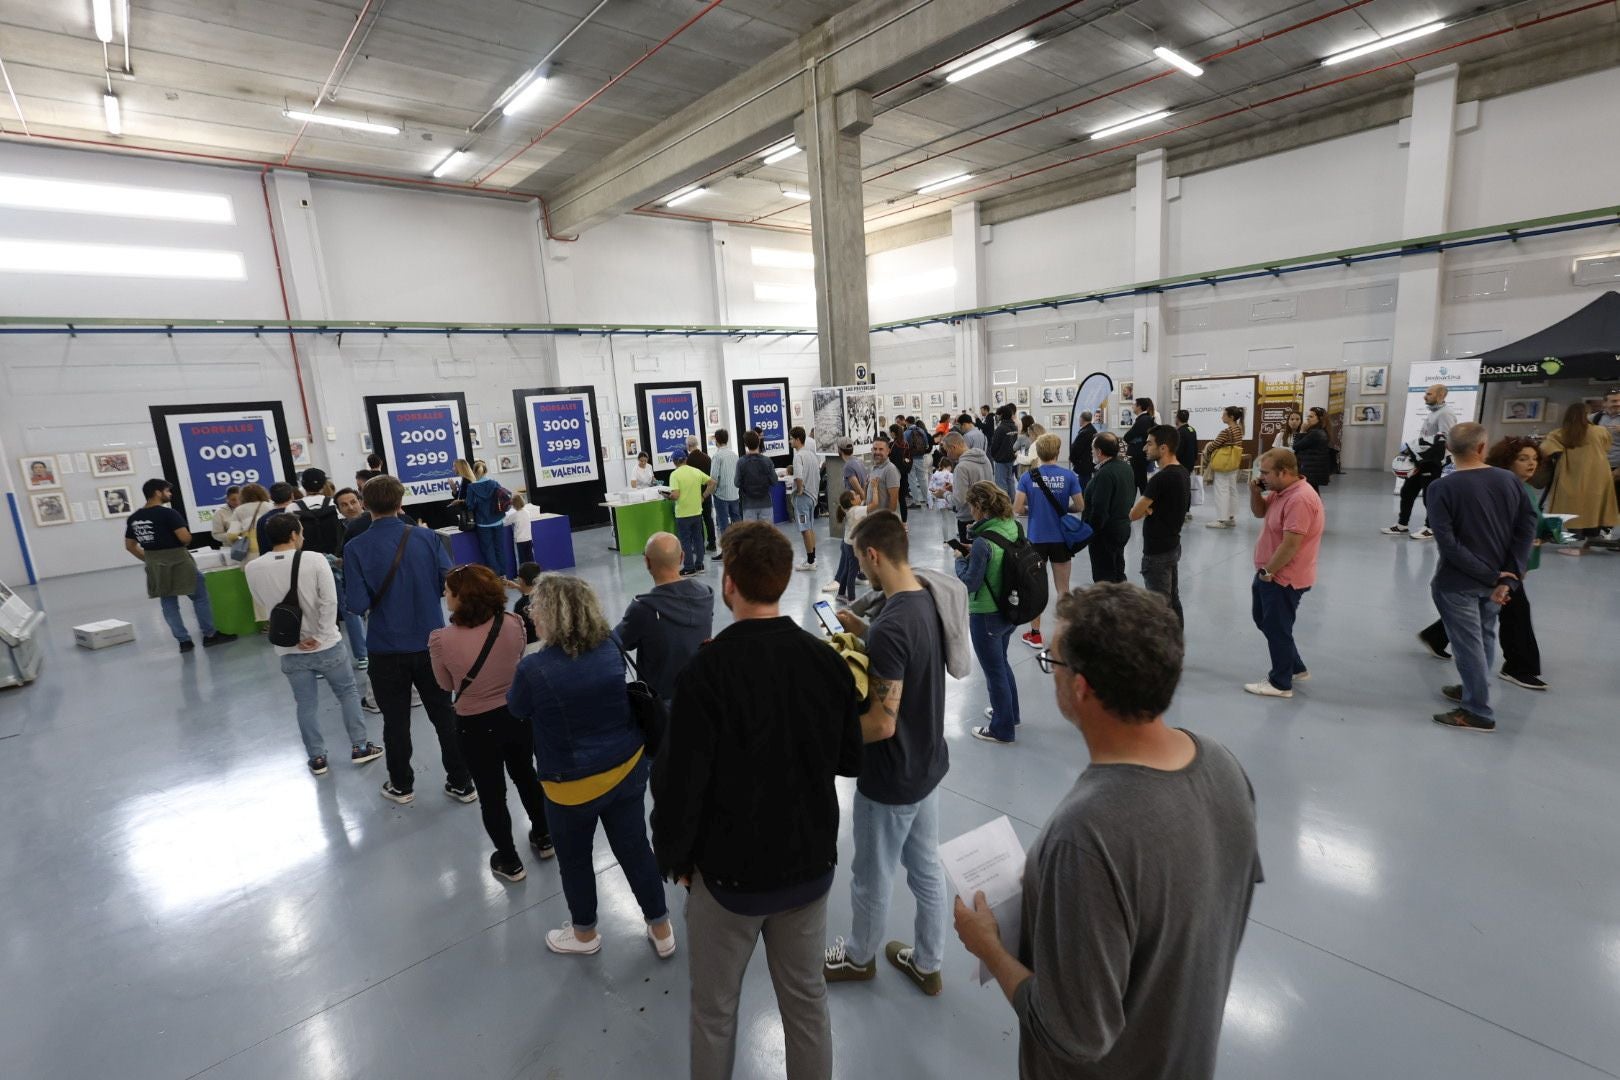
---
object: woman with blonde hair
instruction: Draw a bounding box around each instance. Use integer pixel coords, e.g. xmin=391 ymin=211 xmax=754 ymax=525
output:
xmin=1538 ymin=401 xmax=1618 ymax=555
xmin=1012 ymin=432 xmax=1082 ymax=650
xmin=219 ymin=482 xmax=273 ymax=563
xmin=451 ymin=458 xmax=509 ymax=573
xmin=507 ymin=574 xmax=674 ymax=958
xmin=953 ymin=480 xmax=1023 ymax=744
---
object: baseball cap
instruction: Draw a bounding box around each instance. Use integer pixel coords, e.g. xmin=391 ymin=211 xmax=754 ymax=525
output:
xmin=670 ymin=447 xmax=688 ymax=463
xmin=836 ymin=438 xmax=854 ymax=454
xmin=300 ymin=467 xmax=327 ymax=491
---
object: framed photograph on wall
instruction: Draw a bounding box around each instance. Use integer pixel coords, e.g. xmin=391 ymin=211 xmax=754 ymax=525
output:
xmin=89 ymin=450 xmax=134 ymax=479
xmin=623 ymin=436 xmax=640 ymax=459
xmin=1119 ymin=381 xmax=1135 ymax=402
xmin=470 ymin=426 xmax=484 ymax=450
xmin=889 ymin=394 xmax=906 ymax=410
xmin=791 ymin=400 xmax=804 ymax=420
xmin=621 ymin=413 xmax=638 ymax=432
xmin=98 ymin=485 xmax=134 ymax=517
xmin=1501 ymin=397 xmax=1545 ymax=423
xmin=1049 ymin=412 xmax=1069 ymax=429
xmin=496 ymin=453 xmax=520 ymax=473
xmin=991 ymin=388 xmax=1009 ymax=408
xmin=1359 ymin=364 xmax=1389 ymax=395
xmin=496 ymin=421 xmax=517 ymax=447
xmin=289 ymin=437 xmax=313 ymax=468
xmin=926 ymin=391 xmax=945 ymax=408
xmin=29 ymin=491 xmax=70 ymax=527
xmin=360 ymin=432 xmax=374 ymax=454
xmin=1349 ymin=403 xmax=1386 ymax=425
xmin=1014 ymin=386 xmax=1031 ymax=407
xmin=706 ymin=406 xmax=722 ymax=429
xmin=18 ymin=455 xmax=60 ymax=491
xmin=908 ymin=393 xmax=923 ymax=413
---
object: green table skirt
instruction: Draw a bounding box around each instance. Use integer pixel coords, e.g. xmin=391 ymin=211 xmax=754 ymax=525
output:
xmin=613 ymin=499 xmax=676 ymax=555
xmin=203 ymin=568 xmax=260 ymax=637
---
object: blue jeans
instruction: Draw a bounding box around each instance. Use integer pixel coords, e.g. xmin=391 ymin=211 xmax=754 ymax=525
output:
xmin=848 ymin=790 xmax=948 ymax=973
xmin=281 ymin=644 xmax=370 ymax=759
xmin=545 ymin=756 xmax=670 ymax=930
xmin=834 ymin=540 xmax=860 ymax=600
xmin=969 ymin=611 xmax=1019 ymax=740
xmin=994 ymin=460 xmax=1017 ymax=500
xmin=159 ymin=568 xmax=215 ymax=643
xmin=334 ymin=564 xmax=367 ymax=661
xmin=1251 ymin=575 xmax=1309 ymax=691
xmin=713 ymin=497 xmax=740 ymax=539
xmin=741 ymin=505 xmax=774 ymax=523
xmin=475 ymin=523 xmax=507 ymax=576
xmin=1432 ymin=584 xmax=1500 ymax=721
xmin=910 ymin=467 xmax=927 ymax=506
xmin=676 ymin=514 xmax=706 ymax=571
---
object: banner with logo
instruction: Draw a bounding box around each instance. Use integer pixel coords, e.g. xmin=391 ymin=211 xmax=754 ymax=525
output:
xmin=1401 ymin=360 xmax=1480 ymax=452
xmin=522 ymin=391 xmax=599 ymax=488
xmin=735 ymin=379 xmax=790 ymax=457
xmin=638 ymin=383 xmax=704 ymax=472
xmin=150 ymin=402 xmax=293 ymax=532
xmin=366 ymin=394 xmax=470 ymax=506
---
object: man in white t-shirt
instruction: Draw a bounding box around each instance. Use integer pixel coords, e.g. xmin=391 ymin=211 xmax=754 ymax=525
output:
xmin=505 ymin=492 xmax=543 ymax=566
xmin=246 ymin=513 xmax=381 ymax=775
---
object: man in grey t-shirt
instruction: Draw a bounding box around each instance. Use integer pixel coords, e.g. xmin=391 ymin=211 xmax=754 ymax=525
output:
xmin=867 ymin=435 xmax=902 ymax=515
xmin=955 ymin=583 xmax=1261 ymax=1080
xmin=837 ymin=437 xmax=868 ymax=500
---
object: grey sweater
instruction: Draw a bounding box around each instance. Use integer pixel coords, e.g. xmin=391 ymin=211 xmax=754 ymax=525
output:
xmin=951 ymin=448 xmax=994 ymax=522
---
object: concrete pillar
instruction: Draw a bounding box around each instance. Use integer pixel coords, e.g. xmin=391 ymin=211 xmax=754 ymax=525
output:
xmin=1133 ymin=149 xmax=1167 ymax=417
xmin=951 ymin=201 xmax=988 ymax=412
xmin=1386 ymin=64 xmax=1460 ymax=457
xmin=802 ymin=82 xmax=873 ymax=387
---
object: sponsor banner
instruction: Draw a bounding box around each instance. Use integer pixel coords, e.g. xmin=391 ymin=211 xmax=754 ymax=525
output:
xmin=525 ymin=392 xmax=600 ymax=488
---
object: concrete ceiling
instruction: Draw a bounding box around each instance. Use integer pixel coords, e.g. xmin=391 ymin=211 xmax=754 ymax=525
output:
xmin=1 ymin=0 xmax=1616 ymax=237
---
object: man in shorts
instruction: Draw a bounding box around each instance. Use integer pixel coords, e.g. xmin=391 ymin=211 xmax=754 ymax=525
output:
xmin=790 ymin=426 xmax=821 ymax=571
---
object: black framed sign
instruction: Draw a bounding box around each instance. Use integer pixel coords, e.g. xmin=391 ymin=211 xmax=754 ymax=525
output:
xmin=635 ymin=380 xmax=707 ymax=478
xmin=731 ymin=376 xmax=792 ymax=466
xmin=512 ymin=384 xmax=609 ymax=528
xmin=150 ymin=400 xmax=295 ymax=535
xmin=363 ymin=392 xmax=473 ymax=509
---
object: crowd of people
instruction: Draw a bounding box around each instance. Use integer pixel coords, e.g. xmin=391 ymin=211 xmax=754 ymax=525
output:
xmin=107 ymin=385 xmax=1618 ymax=1079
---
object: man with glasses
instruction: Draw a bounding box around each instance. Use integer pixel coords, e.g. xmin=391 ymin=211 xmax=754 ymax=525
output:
xmin=955 ymin=582 xmax=1261 ymax=1080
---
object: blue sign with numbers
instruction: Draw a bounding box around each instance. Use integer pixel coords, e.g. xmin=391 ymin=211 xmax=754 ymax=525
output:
xmin=530 ymin=395 xmax=597 ymax=487
xmin=385 ymin=405 xmax=458 ymax=487
xmin=649 ymin=390 xmax=699 ymax=468
xmin=744 ymin=385 xmax=788 ymax=456
xmin=180 ymin=417 xmax=273 ymax=507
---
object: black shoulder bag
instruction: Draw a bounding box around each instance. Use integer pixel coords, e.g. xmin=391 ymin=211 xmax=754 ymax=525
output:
xmin=454 ymin=614 xmax=508 ymax=705
xmin=612 ymin=631 xmax=669 ymax=757
xmin=268 ymin=549 xmax=306 ymax=648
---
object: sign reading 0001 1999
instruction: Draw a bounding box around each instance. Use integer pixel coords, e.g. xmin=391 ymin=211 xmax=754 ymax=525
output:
xmin=151 ymin=402 xmax=293 ymax=533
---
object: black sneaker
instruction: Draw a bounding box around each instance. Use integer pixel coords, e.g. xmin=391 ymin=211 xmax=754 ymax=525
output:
xmin=490 ymin=852 xmax=527 ymax=882
xmin=360 ymin=696 xmax=382 ymax=714
xmin=308 ymin=755 xmax=329 ymax=775
xmin=178 ymin=640 xmax=196 ymax=653
xmin=380 ymin=781 xmax=414 ymax=804
xmin=1500 ymin=671 xmax=1548 ymax=691
xmin=1433 ymin=708 xmax=1495 ymax=733
xmin=530 ymin=830 xmax=555 ymax=860
xmin=351 ymin=742 xmax=383 ymax=765
xmin=202 ymin=632 xmax=237 ymax=647
xmin=1416 ymin=629 xmax=1451 ymax=660
xmin=1441 ymin=684 xmax=1463 ymax=703
xmin=444 ymin=780 xmax=478 ymax=803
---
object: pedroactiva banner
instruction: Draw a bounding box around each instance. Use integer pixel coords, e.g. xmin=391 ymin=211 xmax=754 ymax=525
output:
xmin=365 ymin=393 xmax=472 ymax=506
xmin=150 ymin=401 xmax=294 ymax=533
xmin=523 ymin=391 xmax=600 ymax=488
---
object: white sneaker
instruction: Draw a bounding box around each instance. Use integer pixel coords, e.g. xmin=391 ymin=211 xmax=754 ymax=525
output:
xmin=796 ymin=561 xmax=816 ymax=571
xmin=1204 ymin=519 xmax=1233 ymax=529
xmin=1409 ymin=528 xmax=1434 ymax=541
xmin=546 ymin=924 xmax=602 ymax=955
xmin=648 ymin=922 xmax=677 ymax=959
xmin=820 ymin=581 xmax=840 ymax=594
xmin=1380 ymin=524 xmax=1409 ymax=535
xmin=983 ymin=705 xmax=994 ymax=720
xmin=1243 ymin=680 xmax=1293 ymax=699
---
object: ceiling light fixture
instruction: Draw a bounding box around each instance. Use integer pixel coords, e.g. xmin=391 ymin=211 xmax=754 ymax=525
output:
xmin=502 ymin=75 xmax=549 ymax=117
xmin=92 ymin=0 xmax=114 ymax=43
xmin=0 ymin=175 xmax=234 ymax=222
xmin=762 ymin=140 xmax=803 ymax=166
xmin=103 ymin=93 xmax=122 ymax=136
xmin=431 ymin=150 xmax=468 ymax=179
xmin=1152 ymin=46 xmax=1204 ymax=77
xmin=664 ymin=187 xmax=706 ymax=208
xmin=917 ymin=173 xmax=972 ymax=195
xmin=0 ymin=238 xmax=247 ymax=279
xmin=282 ymin=109 xmax=401 ymax=135
xmin=944 ymin=39 xmax=1042 ymax=84
xmin=1322 ymin=22 xmax=1446 ymax=66
xmin=780 ymin=187 xmax=811 ymax=202
xmin=1089 ymin=110 xmax=1171 ymax=140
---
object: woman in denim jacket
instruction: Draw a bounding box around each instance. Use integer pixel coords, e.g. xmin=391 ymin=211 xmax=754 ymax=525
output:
xmin=508 ymin=574 xmax=675 ymax=959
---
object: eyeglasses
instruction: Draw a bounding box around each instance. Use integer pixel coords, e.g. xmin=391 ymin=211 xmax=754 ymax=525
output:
xmin=1035 ymin=650 xmax=1079 ymax=676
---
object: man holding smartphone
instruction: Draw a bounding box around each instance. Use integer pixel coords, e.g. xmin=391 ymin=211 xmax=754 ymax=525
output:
xmin=1244 ymin=449 xmax=1325 ymax=699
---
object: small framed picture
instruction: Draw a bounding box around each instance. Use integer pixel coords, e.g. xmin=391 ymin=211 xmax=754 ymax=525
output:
xmin=496 ymin=422 xmax=517 ymax=448
xmin=19 ymin=455 xmax=60 ymax=491
xmin=991 ymin=388 xmax=1009 ymax=407
xmin=1049 ymin=412 xmax=1068 ymax=429
xmin=1116 ymin=407 xmax=1134 ymax=428
xmin=889 ymin=394 xmax=906 ymax=410
xmin=908 ymin=393 xmax=923 ymax=413
xmin=360 ymin=432 xmax=373 ymax=454
xmin=623 ymin=436 xmax=641 ymax=458
xmin=1014 ymin=386 xmax=1032 ymax=407
xmin=496 ymin=453 xmax=520 ymax=473
xmin=1501 ymin=398 xmax=1544 ymax=423
xmin=98 ymin=485 xmax=134 ymax=517
xmin=470 ymin=426 xmax=484 ymax=450
xmin=791 ymin=401 xmax=804 ymax=419
xmin=1359 ymin=364 xmax=1389 ymax=395
xmin=949 ymin=391 xmax=960 ymax=410
xmin=1119 ymin=381 xmax=1135 ymax=401
xmin=89 ymin=450 xmax=135 ymax=479
xmin=621 ymin=413 xmax=638 ymax=432
xmin=1349 ymin=403 xmax=1386 ymax=425
xmin=30 ymin=491 xmax=70 ymax=527
xmin=926 ymin=391 xmax=945 ymax=408
xmin=289 ymin=438 xmax=313 ymax=468
xmin=706 ymin=407 xmax=721 ymax=429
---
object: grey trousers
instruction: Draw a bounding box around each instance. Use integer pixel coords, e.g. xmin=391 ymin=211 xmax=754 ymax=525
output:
xmin=1140 ymin=545 xmax=1183 ymax=625
xmin=686 ymin=874 xmax=832 ymax=1080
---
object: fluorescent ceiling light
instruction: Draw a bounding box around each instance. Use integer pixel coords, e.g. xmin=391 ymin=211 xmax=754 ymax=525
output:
xmin=945 ymin=39 xmax=1041 ymax=84
xmin=762 ymin=141 xmax=803 ymax=166
xmin=1152 ymin=46 xmax=1204 ymax=77
xmin=1322 ymin=22 xmax=1446 ymax=66
xmin=664 ymin=187 xmax=706 ymax=208
xmin=502 ymin=75 xmax=549 ymax=117
xmin=103 ymin=94 xmax=122 ymax=136
xmin=1089 ymin=110 xmax=1171 ymax=140
xmin=92 ymin=0 xmax=114 ymax=43
xmin=917 ymin=173 xmax=972 ymax=195
xmin=0 ymin=238 xmax=247 ymax=279
xmin=780 ymin=187 xmax=811 ymax=202
xmin=431 ymin=150 xmax=468 ymax=179
xmin=750 ymin=246 xmax=815 ymax=270
xmin=0 ymin=175 xmax=234 ymax=222
xmin=282 ymin=109 xmax=400 ymax=135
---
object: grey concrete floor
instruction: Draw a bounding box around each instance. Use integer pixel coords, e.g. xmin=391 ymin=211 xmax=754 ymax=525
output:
xmin=1 ymin=470 xmax=1616 ymax=1080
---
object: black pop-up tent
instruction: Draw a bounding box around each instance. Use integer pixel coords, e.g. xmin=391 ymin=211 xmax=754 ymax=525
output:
xmin=1477 ymin=291 xmax=1620 ymax=383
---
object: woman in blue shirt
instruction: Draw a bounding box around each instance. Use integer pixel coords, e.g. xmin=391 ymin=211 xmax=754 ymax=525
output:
xmin=1012 ymin=433 xmax=1083 ymax=650
xmin=452 ymin=458 xmax=508 ymax=575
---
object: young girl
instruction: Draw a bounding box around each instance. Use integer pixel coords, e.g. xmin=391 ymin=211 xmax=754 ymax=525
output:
xmin=928 ymin=458 xmax=955 ymax=509
xmin=827 ymin=489 xmax=868 ymax=603
xmin=505 ymin=492 xmax=542 ymax=565
xmin=508 ymin=561 xmax=543 ymax=653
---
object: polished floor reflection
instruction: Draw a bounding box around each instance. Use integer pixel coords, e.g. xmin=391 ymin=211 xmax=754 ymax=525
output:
xmin=1 ymin=471 xmax=1616 ymax=1079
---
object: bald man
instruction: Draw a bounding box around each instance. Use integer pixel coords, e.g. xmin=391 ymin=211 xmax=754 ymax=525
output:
xmin=1384 ymin=383 xmax=1457 ymax=540
xmin=614 ymin=531 xmax=716 ymax=705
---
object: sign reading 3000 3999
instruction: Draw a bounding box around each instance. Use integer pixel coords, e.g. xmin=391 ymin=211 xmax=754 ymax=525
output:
xmin=165 ymin=408 xmax=285 ymax=531
xmin=378 ymin=400 xmax=463 ymax=505
xmin=525 ymin=392 xmax=599 ymax=488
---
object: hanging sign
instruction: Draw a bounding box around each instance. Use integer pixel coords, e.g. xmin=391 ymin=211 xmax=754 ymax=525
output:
xmin=1400 ymin=360 xmax=1480 ymax=451
xmin=151 ymin=402 xmax=291 ymax=532
xmin=642 ymin=384 xmax=701 ymax=470
xmin=743 ymin=382 xmax=789 ymax=456
xmin=368 ymin=395 xmax=469 ymax=505
xmin=523 ymin=391 xmax=600 ymax=488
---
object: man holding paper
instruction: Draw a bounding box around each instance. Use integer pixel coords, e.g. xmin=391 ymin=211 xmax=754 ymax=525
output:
xmin=953 ymin=583 xmax=1261 ymax=1079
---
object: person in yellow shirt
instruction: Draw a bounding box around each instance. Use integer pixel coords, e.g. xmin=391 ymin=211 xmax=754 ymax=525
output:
xmin=665 ymin=446 xmax=716 ymax=575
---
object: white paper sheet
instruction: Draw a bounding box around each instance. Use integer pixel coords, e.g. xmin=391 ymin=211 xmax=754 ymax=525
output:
xmin=939 ymin=815 xmax=1026 ymax=985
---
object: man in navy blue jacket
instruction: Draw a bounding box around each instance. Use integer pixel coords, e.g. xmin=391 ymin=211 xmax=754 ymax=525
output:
xmin=344 ymin=474 xmax=474 ymax=804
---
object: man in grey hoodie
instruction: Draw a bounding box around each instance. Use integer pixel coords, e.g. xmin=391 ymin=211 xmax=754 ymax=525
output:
xmin=614 ymin=532 xmax=715 ymax=705
xmin=944 ymin=430 xmax=994 ymax=544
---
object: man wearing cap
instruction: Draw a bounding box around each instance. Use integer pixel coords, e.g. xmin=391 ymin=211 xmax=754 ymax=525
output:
xmin=665 ymin=446 xmax=717 ymax=575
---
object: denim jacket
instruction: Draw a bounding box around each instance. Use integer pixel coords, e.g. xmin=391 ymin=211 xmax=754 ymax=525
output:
xmin=508 ymin=638 xmax=642 ymax=782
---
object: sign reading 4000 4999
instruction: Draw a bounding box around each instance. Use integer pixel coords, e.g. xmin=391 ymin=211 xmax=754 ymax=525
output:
xmin=378 ymin=400 xmax=462 ymax=503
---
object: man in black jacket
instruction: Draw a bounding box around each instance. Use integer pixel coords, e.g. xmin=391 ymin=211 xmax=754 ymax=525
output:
xmin=1069 ymin=411 xmax=1097 ymax=483
xmin=1083 ymin=433 xmax=1136 ymax=584
xmin=989 ymin=403 xmax=1020 ymax=499
xmin=1124 ymin=397 xmax=1157 ymax=495
xmin=652 ymin=521 xmax=862 ymax=1080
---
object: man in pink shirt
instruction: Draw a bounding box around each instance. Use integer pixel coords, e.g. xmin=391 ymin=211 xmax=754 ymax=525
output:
xmin=1243 ymin=448 xmax=1325 ymax=699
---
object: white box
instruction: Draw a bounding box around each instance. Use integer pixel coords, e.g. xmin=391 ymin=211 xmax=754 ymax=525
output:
xmin=74 ymin=619 xmax=136 ymax=650
xmin=192 ymin=549 xmax=227 ymax=570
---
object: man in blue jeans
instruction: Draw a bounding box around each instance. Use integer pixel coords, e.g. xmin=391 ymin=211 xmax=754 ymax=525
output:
xmin=122 ymin=478 xmax=236 ymax=653
xmin=1425 ymin=422 xmax=1535 ymax=733
xmin=826 ymin=510 xmax=951 ymax=996
xmin=1242 ymin=449 xmax=1325 ymax=699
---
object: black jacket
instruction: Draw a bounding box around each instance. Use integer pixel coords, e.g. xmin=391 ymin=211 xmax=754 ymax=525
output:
xmin=1176 ymin=425 xmax=1199 ymax=470
xmin=1124 ymin=412 xmax=1154 ymax=462
xmin=651 ymin=617 xmax=862 ymax=890
xmin=990 ymin=419 xmax=1019 ymax=464
xmin=1294 ymin=427 xmax=1332 ymax=487
xmin=1069 ymin=424 xmax=1097 ymax=478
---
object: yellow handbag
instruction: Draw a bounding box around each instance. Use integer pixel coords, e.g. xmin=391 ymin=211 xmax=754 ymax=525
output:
xmin=1209 ymin=445 xmax=1243 ymax=472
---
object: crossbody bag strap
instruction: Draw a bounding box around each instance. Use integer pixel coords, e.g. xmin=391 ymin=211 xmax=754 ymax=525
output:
xmin=610 ymin=630 xmax=641 ymax=678
xmin=279 ymin=548 xmax=304 ymax=613
xmin=1031 ymin=465 xmax=1072 ymax=520
xmin=367 ymin=525 xmax=413 ymax=608
xmin=455 ymin=613 xmax=508 ymax=702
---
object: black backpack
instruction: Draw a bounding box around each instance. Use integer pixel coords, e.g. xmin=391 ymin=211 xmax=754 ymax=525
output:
xmin=978 ymin=521 xmax=1048 ymax=625
xmin=294 ymin=496 xmax=344 ymax=555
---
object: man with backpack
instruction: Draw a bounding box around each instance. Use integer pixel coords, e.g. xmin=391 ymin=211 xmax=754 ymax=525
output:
xmin=736 ymin=430 xmax=778 ymax=523
xmin=1083 ymin=433 xmax=1135 ymax=584
xmin=246 ymin=513 xmax=381 ymax=776
xmin=907 ymin=418 xmax=932 ymax=505
xmin=990 ymin=404 xmax=1020 ymax=500
xmin=291 ymin=468 xmax=346 ymax=557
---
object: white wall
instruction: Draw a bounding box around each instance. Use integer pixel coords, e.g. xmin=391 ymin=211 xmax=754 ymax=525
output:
xmin=984 ymin=191 xmax=1135 ymax=304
